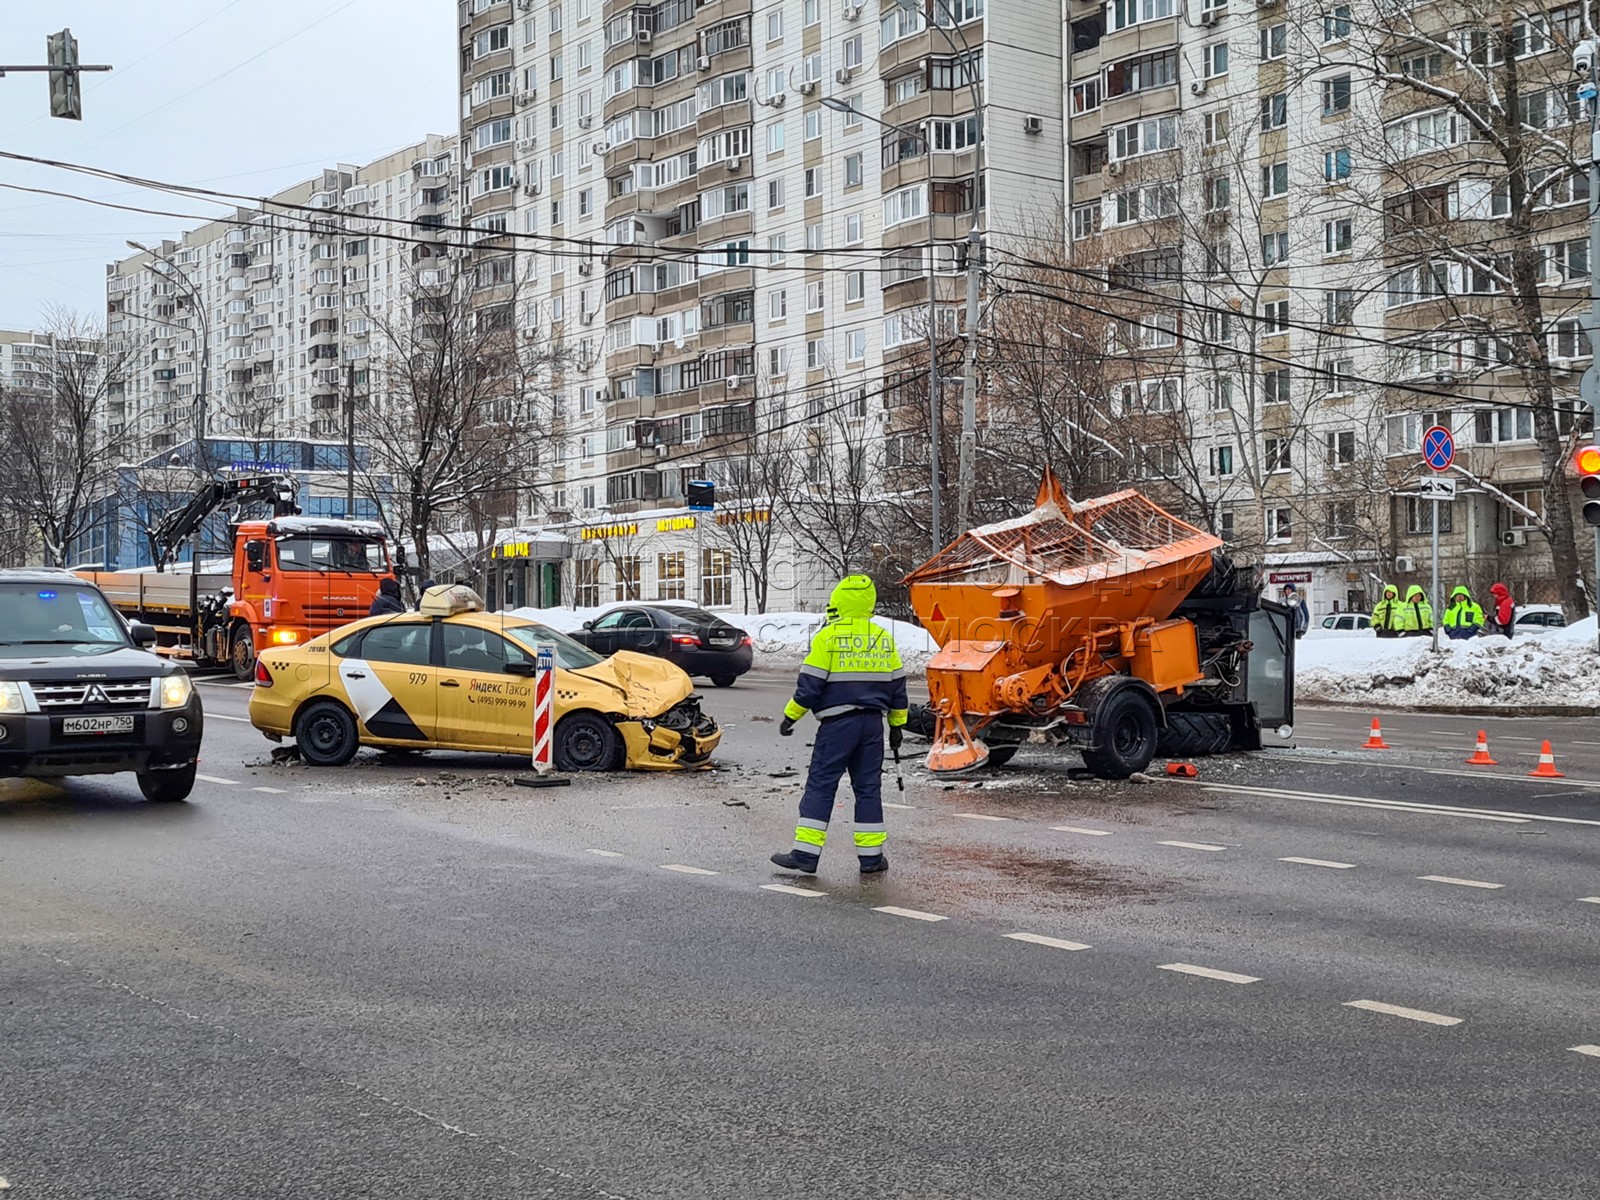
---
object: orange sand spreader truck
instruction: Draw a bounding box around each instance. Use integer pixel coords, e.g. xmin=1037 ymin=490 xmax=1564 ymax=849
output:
xmin=904 ymin=471 xmax=1296 ymax=779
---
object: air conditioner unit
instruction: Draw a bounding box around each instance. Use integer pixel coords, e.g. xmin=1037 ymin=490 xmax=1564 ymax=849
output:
xmin=835 ymin=67 xmax=854 ymax=84
xmin=1200 ymin=8 xmax=1222 ymax=24
xmin=517 ymin=0 xmax=535 ymax=9
xmin=726 ymin=374 xmax=743 ymax=389
xmin=656 ymin=443 xmax=670 ymax=457
xmin=517 ymin=137 xmax=538 ymax=152
xmin=768 ymin=92 xmax=787 ymax=107
xmin=525 ymin=181 xmax=542 ymax=195
xmin=1432 ymin=370 xmax=1457 ymax=385
xmin=636 ymin=29 xmax=653 ymax=43
xmin=1190 ymin=79 xmax=1208 ymax=95
xmin=1394 ymin=554 xmax=1417 ymax=573
xmin=1502 ymin=529 xmax=1529 ymax=548
xmin=1105 ymin=159 xmax=1125 ymax=177
xmin=697 ymin=54 xmax=712 ymax=71
xmin=797 ymin=80 xmax=817 ymax=95
xmin=726 ymin=156 xmax=743 ymax=171
xmin=577 ymin=262 xmax=593 ymax=276
xmin=516 ymin=89 xmax=537 ymax=105
xmin=593 ymin=140 xmax=611 ymax=154
xmin=1552 ymin=356 xmax=1576 ymax=372
xmin=1022 ymin=114 xmax=1042 ymax=135
xmin=844 ymin=2 xmax=864 ymax=20
xmin=578 ymin=115 xmax=593 ymax=129
xmin=580 ymin=310 xmax=595 ymax=325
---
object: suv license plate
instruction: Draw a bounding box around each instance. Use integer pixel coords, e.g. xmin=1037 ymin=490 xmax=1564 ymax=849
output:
xmin=62 ymin=714 xmax=135 ymax=736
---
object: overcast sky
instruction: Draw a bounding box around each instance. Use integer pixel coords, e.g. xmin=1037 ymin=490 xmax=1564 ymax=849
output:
xmin=0 ymin=0 xmax=456 ymax=329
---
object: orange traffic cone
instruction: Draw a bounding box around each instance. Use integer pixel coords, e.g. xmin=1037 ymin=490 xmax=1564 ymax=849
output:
xmin=1361 ymin=718 xmax=1389 ymax=750
xmin=1465 ymin=731 xmax=1498 ymax=766
xmin=1166 ymin=762 xmax=1198 ymax=778
xmin=1529 ymin=740 xmax=1565 ymax=778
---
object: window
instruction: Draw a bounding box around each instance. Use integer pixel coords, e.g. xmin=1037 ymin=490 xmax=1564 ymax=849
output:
xmin=1323 ymin=500 xmax=1356 ymax=539
xmin=767 ymin=10 xmax=783 ymax=40
xmin=1119 ymin=377 xmax=1181 ymax=411
xmin=1107 ymin=0 xmax=1175 ymax=34
xmin=1544 ymin=238 xmax=1590 ymax=283
xmin=475 ymin=118 xmax=513 ymax=149
xmin=551 ymin=52 xmax=564 ymax=79
xmin=1208 ymin=444 xmax=1235 ymax=476
xmin=805 ymin=222 xmax=823 ymax=251
xmin=1111 ymin=183 xmax=1178 ymax=225
xmin=360 ymin=623 xmax=432 ymax=666
xmin=1219 ymin=509 xmax=1237 ymax=541
xmin=1325 ymin=429 xmax=1356 ymax=467
xmin=1263 ymin=298 xmax=1290 ymax=331
xmin=1265 ymin=506 xmax=1293 ymax=542
xmin=1505 ymin=487 xmax=1544 ymax=529
xmin=1472 ymin=406 xmax=1536 ymax=445
xmin=1110 ymin=116 xmax=1178 ymax=159
xmin=1548 ymin=317 xmax=1590 ymax=359
xmin=767 ymin=178 xmax=785 ymax=209
xmin=1324 ymin=288 xmax=1355 ymax=325
xmin=806 ymin=280 xmax=825 ymax=312
xmin=478 ymin=164 xmax=516 ymax=193
xmin=766 ymin=122 xmax=785 ymax=156
xmin=883 ymin=184 xmax=926 ymax=227
xmin=804 ymin=0 xmax=819 ymax=25
xmin=1072 ymin=203 xmax=1102 ymax=239
xmin=656 ymin=551 xmax=687 ymax=601
xmin=1398 ymin=50 xmax=1443 ymax=79
xmin=1322 ymin=4 xmax=1351 ymax=41
xmin=1071 ymin=78 xmax=1101 ymax=113
xmin=806 ymin=338 xmax=825 ymax=370
xmin=1260 ymin=92 xmax=1287 ymax=132
xmin=805 ymin=110 xmax=821 ymax=140
xmin=1326 ymin=358 xmax=1355 ymax=394
xmin=804 ymin=167 xmax=820 ymax=198
xmin=1203 ymin=110 xmax=1229 ymax=145
xmin=701 ymin=549 xmax=732 ymax=608
xmin=1205 ymin=175 xmax=1231 ymax=210
xmin=1323 ymin=147 xmax=1352 ymax=182
xmin=1105 ymin=51 xmax=1178 ymax=97
xmin=1262 ymin=231 xmax=1289 ymax=265
xmin=844 ymin=271 xmax=866 ymax=303
xmin=767 ymin=232 xmax=787 ymax=261
xmin=1321 ymin=74 xmax=1351 ymax=115
xmin=1324 ymin=217 xmax=1353 ymax=254
xmin=847 ymin=329 xmax=866 ymax=362
xmin=1259 ymin=23 xmax=1286 ymax=59
xmin=1205 ymin=42 xmax=1229 ymax=78
xmin=843 ymin=34 xmax=863 ymax=70
xmin=1384 ymin=110 xmax=1460 ymax=158
xmin=1261 ymin=161 xmax=1289 ymax=197
xmin=769 ymin=290 xmax=787 ymax=321
xmin=1405 ymin=497 xmax=1453 ymax=535
xmin=473 ymin=25 xmax=512 ymax=57
xmin=1264 ymin=368 xmax=1290 ymax=405
xmin=1209 ymin=377 xmax=1233 ymax=410
xmin=844 ymin=153 xmax=863 ymax=188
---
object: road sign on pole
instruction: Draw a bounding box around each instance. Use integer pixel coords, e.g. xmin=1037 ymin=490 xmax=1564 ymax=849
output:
xmin=1418 ymin=426 xmax=1455 ymax=655
xmin=1421 ymin=425 xmax=1455 ymax=472
xmin=516 ymin=641 xmax=570 ymax=789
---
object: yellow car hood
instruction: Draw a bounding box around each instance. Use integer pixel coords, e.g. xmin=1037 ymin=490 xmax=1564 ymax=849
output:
xmin=568 ymin=650 xmax=695 ymax=717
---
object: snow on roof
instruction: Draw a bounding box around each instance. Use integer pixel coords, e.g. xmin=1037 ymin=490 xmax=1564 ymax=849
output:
xmin=1263 ymin=550 xmax=1379 ymax=567
xmin=269 ymin=516 xmax=386 ymax=538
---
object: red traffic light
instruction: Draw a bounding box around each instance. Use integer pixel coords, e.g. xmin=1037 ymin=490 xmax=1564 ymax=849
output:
xmin=1577 ymin=445 xmax=1600 ymax=475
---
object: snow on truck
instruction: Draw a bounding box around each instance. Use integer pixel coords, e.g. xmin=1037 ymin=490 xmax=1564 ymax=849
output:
xmin=76 ymin=474 xmax=393 ymax=680
xmin=905 ymin=471 xmax=1295 ymax=779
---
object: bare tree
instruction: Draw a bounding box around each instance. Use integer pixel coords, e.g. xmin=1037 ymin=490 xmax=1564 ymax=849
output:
xmin=706 ymin=389 xmax=799 ymax=614
xmin=776 ymin=382 xmax=880 ymax=580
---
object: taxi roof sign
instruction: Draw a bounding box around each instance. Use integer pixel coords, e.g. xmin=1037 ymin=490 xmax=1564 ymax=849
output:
xmin=419 ymin=583 xmax=484 ymax=617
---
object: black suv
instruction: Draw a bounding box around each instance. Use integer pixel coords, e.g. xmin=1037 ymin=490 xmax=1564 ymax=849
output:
xmin=0 ymin=570 xmax=204 ymax=802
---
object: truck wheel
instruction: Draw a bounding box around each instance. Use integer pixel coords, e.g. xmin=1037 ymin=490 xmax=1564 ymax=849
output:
xmin=554 ymin=711 xmax=624 ymax=771
xmin=1158 ymin=711 xmax=1233 ymax=758
xmin=982 ymin=746 xmax=1019 ymax=769
xmin=138 ymin=763 xmax=196 ymax=803
xmin=231 ymin=627 xmax=256 ymax=681
xmin=296 ymin=701 xmax=360 ymax=767
xmin=1081 ymin=688 xmax=1159 ymax=780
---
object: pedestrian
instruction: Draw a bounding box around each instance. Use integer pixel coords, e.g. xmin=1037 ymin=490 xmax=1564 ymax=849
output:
xmin=417 ymin=578 xmax=438 ymax=610
xmin=1282 ymin=583 xmax=1309 ymax=639
xmin=1400 ymin=584 xmax=1434 ymax=637
xmin=1441 ymin=585 xmax=1484 ymax=640
xmin=368 ymin=576 xmax=405 ymax=617
xmin=770 ymin=574 xmax=909 ymax=876
xmin=1485 ymin=581 xmax=1515 ymax=637
xmin=1371 ymin=583 xmax=1404 ymax=638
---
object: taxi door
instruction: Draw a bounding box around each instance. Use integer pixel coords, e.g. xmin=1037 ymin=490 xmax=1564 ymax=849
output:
xmin=433 ymin=623 xmax=536 ymax=752
xmin=339 ymin=620 xmax=437 ymax=742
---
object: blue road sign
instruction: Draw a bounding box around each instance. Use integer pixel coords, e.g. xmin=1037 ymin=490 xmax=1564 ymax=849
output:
xmin=1422 ymin=425 xmax=1455 ymax=472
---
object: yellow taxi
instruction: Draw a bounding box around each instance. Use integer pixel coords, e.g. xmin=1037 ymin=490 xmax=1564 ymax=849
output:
xmin=248 ymin=585 xmax=721 ymax=771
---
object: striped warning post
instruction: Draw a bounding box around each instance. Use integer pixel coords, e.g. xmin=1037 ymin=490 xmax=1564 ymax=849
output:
xmin=532 ymin=642 xmax=556 ymax=774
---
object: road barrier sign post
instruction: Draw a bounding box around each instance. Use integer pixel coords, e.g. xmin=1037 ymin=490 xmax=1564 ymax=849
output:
xmin=1421 ymin=426 xmax=1455 ymax=654
xmin=516 ymin=641 xmax=570 ymax=790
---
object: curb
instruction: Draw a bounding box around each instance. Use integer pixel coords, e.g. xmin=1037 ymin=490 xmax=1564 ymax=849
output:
xmin=1298 ymin=700 xmax=1600 ymax=718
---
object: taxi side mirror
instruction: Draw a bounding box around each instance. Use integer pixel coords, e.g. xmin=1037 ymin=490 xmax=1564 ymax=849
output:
xmin=505 ymin=661 xmax=537 ymax=676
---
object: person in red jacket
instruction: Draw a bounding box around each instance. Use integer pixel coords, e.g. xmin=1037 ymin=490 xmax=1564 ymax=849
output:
xmin=1486 ymin=582 xmax=1515 ymax=637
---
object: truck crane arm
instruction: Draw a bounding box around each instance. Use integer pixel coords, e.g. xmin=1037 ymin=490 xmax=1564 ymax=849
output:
xmin=148 ymin=474 xmax=301 ymax=570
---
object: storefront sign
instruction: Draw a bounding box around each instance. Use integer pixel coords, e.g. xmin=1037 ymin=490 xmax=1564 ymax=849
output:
xmin=656 ymin=516 xmax=697 ymax=533
xmin=491 ymin=541 xmax=533 ymax=559
xmin=1267 ymin=570 xmax=1313 ymax=585
xmin=715 ymin=508 xmax=770 ymax=526
xmin=580 ymin=522 xmax=639 ymax=541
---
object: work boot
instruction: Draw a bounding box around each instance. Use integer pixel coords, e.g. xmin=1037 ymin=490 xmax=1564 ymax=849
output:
xmin=770 ymin=849 xmax=819 ymax=873
xmin=858 ymin=854 xmax=888 ymax=874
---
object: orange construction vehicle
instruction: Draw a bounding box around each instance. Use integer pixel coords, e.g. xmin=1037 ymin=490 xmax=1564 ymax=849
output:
xmin=77 ymin=474 xmax=394 ymax=679
xmin=905 ymin=471 xmax=1295 ymax=778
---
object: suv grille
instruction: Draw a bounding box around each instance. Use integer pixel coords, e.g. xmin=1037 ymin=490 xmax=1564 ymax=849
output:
xmin=31 ymin=680 xmax=151 ymax=709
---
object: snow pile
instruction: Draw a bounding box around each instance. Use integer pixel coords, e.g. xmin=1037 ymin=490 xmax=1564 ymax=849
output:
xmin=1295 ymin=618 xmax=1600 ymax=709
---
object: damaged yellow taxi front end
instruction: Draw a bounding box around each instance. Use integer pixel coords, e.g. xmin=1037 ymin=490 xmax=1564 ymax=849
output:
xmin=564 ymin=649 xmax=722 ymax=770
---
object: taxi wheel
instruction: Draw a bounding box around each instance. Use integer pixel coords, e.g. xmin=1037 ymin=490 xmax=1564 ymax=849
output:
xmin=554 ymin=712 xmax=624 ymax=772
xmin=296 ymin=700 xmax=360 ymax=767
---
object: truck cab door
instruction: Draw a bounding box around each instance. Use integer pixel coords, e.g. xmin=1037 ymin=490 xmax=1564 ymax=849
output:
xmin=1247 ymin=605 xmax=1294 ymax=736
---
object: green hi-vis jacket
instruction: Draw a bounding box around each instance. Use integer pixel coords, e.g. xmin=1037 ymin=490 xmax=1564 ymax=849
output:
xmin=783 ymin=575 xmax=910 ymax=726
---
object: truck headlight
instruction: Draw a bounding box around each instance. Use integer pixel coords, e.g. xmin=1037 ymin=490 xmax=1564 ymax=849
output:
xmin=157 ymin=674 xmax=193 ymax=710
xmin=0 ymin=681 xmax=25 ymax=714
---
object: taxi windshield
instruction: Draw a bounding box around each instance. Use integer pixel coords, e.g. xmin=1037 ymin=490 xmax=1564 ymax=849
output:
xmin=276 ymin=537 xmax=388 ymax=574
xmin=503 ymin=622 xmax=604 ymax=670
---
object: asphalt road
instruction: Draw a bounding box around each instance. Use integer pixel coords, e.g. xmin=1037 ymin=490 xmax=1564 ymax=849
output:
xmin=3 ymin=668 xmax=1599 ymax=1198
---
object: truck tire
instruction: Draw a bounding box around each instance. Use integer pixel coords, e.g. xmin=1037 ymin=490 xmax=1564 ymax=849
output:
xmin=982 ymin=745 xmax=1019 ymax=769
xmin=296 ymin=700 xmax=360 ymax=767
xmin=231 ymin=626 xmax=256 ymax=681
xmin=138 ymin=762 xmax=196 ymax=803
xmin=1081 ymin=687 xmax=1160 ymax=780
xmin=1157 ymin=711 xmax=1234 ymax=758
xmin=904 ymin=703 xmax=937 ymax=738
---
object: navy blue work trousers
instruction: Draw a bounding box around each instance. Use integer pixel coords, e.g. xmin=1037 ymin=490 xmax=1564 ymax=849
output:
xmin=798 ymin=709 xmax=885 ymax=834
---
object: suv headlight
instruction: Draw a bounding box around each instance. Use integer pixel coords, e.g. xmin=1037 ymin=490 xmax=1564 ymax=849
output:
xmin=156 ymin=674 xmax=194 ymax=710
xmin=0 ymin=681 xmax=25 ymax=714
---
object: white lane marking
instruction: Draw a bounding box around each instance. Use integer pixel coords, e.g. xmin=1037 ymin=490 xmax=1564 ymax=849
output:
xmin=1579 ymin=897 xmax=1600 ymax=905
xmin=1419 ymin=875 xmax=1504 ymax=890
xmin=1573 ymin=740 xmax=1600 ymax=747
xmin=1004 ymin=932 xmax=1091 ymax=951
xmin=1294 ymin=734 xmax=1332 ymax=740
xmin=1269 ymin=753 xmax=1600 ymax=799
xmin=883 ymin=802 xmax=916 ymax=810
xmin=873 ymin=905 xmax=947 ymax=923
xmin=195 ymin=774 xmax=238 ymax=786
xmin=1344 ymin=999 xmax=1463 ymax=1027
xmin=1279 ymin=856 xmax=1356 ymax=869
xmin=1051 ymin=825 xmax=1114 ymax=837
xmin=1158 ymin=840 xmax=1228 ymax=852
xmin=954 ymin=812 xmax=1011 ymax=822
xmin=1199 ymin=782 xmax=1535 ymax=825
xmin=585 ymin=849 xmax=624 ymax=857
xmin=206 ymin=713 xmax=252 ymax=723
xmin=660 ymin=863 xmax=717 ymax=875
xmin=1570 ymin=1045 xmax=1600 ymax=1058
xmin=1158 ymin=962 xmax=1260 ymax=985
xmin=761 ymin=883 xmax=825 ymax=898
xmin=251 ymin=786 xmax=286 ymax=794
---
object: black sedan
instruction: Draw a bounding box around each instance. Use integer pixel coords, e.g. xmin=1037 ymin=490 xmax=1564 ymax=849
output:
xmin=571 ymin=605 xmax=754 ymax=687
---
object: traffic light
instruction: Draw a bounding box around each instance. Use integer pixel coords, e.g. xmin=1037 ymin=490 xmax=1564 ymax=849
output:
xmin=1577 ymin=444 xmax=1600 ymax=526
xmin=47 ymin=29 xmax=81 ymax=120
xmin=686 ymin=480 xmax=716 ymax=511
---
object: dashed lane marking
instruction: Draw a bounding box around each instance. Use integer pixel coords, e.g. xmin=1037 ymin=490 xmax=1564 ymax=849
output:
xmin=1004 ymin=932 xmax=1091 ymax=951
xmin=883 ymin=802 xmax=916 ymax=810
xmin=1579 ymin=897 xmax=1600 ymax=905
xmin=954 ymin=812 xmax=1011 ymax=822
xmin=1419 ymin=875 xmax=1504 ymax=890
xmin=1279 ymin=856 xmax=1356 ymax=869
xmin=1158 ymin=963 xmax=1260 ymax=985
xmin=1051 ymin=825 xmax=1114 ymax=837
xmin=585 ymin=849 xmax=625 ymax=857
xmin=1266 ymin=754 xmax=1600 ymax=800
xmin=1344 ymin=999 xmax=1463 ymax=1027
xmin=251 ymin=786 xmax=286 ymax=794
xmin=660 ymin=864 xmax=717 ymax=875
xmin=1570 ymin=1045 xmax=1600 ymax=1058
xmin=1158 ymin=840 xmax=1228 ymax=852
xmin=761 ymin=883 xmax=825 ymax=898
xmin=873 ymin=905 xmax=947 ymax=923
xmin=1198 ymin=782 xmax=1535 ymax=824
xmin=206 ymin=713 xmax=252 ymax=723
xmin=195 ymin=774 xmax=239 ymax=786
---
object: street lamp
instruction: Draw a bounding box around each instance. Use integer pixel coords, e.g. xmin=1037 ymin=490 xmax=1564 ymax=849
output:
xmin=127 ymin=239 xmax=211 ymax=474
xmin=821 ymin=95 xmax=943 ymax=556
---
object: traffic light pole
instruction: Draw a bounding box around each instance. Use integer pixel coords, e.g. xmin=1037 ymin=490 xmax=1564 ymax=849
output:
xmin=0 ymin=28 xmax=111 ymax=121
xmin=1583 ymin=53 xmax=1600 ymax=650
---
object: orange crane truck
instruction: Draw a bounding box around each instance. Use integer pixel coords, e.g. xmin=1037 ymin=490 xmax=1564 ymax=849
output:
xmin=905 ymin=471 xmax=1294 ymax=779
xmin=77 ymin=474 xmax=394 ymax=680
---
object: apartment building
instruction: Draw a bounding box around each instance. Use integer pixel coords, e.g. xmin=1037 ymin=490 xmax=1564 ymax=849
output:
xmin=1065 ymin=0 xmax=1593 ymax=613
xmin=458 ymin=0 xmax=1062 ymax=607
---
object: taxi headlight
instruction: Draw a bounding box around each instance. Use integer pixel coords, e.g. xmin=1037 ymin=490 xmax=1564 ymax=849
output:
xmin=0 ymin=681 xmax=25 ymax=714
xmin=157 ymin=673 xmax=193 ymax=710
xmin=270 ymin=630 xmax=301 ymax=645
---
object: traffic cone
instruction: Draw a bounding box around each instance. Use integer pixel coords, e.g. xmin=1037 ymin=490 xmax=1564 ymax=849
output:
xmin=1465 ymin=731 xmax=1498 ymax=766
xmin=1361 ymin=718 xmax=1389 ymax=750
xmin=1529 ymin=740 xmax=1565 ymax=778
xmin=1166 ymin=762 xmax=1198 ymax=778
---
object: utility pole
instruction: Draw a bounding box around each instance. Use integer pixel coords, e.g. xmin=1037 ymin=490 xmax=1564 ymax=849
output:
xmin=953 ymin=55 xmax=984 ymax=535
xmin=0 ymin=30 xmax=112 ymax=119
xmin=345 ymin=362 xmax=357 ymax=518
xmin=1576 ymin=37 xmax=1600 ymax=648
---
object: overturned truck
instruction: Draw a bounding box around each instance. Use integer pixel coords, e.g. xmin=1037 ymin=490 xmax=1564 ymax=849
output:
xmin=905 ymin=472 xmax=1294 ymax=779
